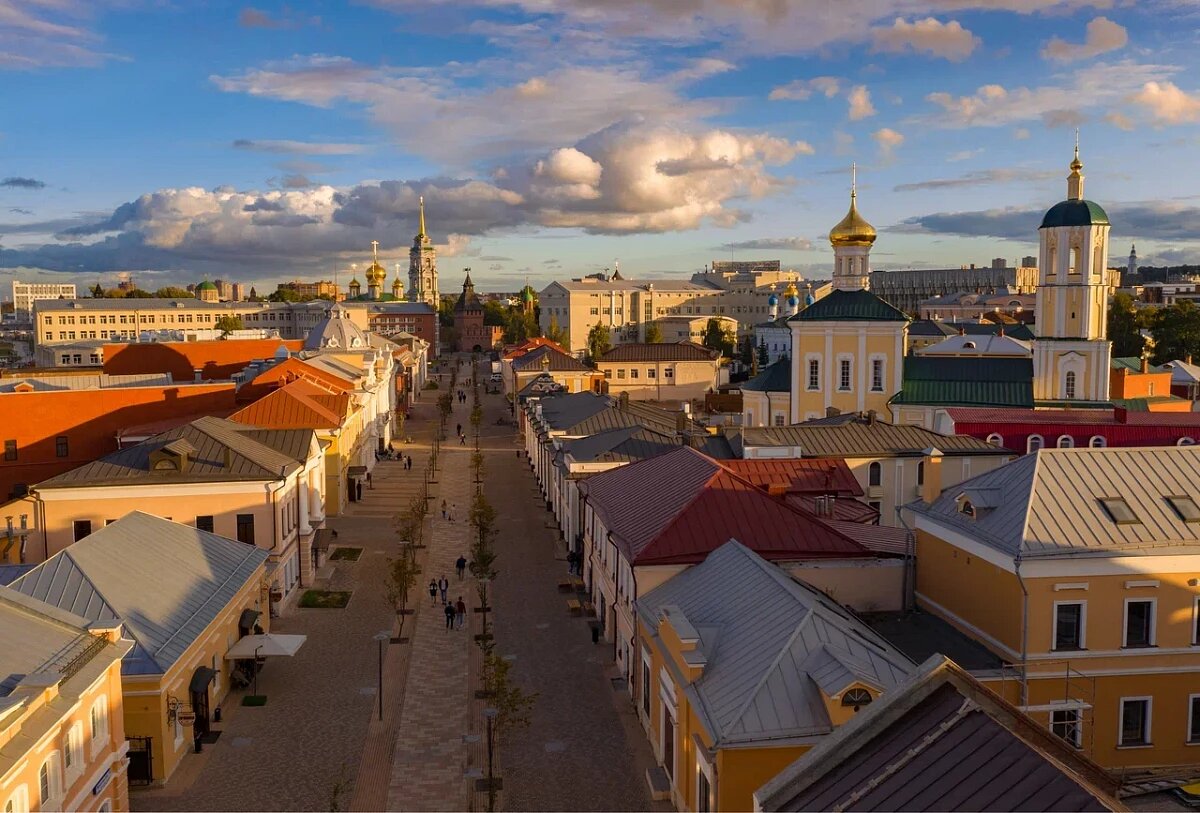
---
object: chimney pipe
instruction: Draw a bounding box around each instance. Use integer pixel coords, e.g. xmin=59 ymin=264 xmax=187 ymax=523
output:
xmin=1141 ymin=355 xmax=1149 ymax=374
xmin=825 ymin=406 xmax=840 ymax=418
xmin=867 ymin=409 xmax=877 ymax=426
xmin=921 ymin=447 xmax=945 ymax=504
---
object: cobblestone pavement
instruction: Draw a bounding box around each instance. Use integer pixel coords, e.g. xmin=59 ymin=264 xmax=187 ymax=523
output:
xmin=477 ymin=387 xmax=665 ymax=812
xmin=132 ymin=416 xmax=433 ymax=812
xmin=385 ymin=391 xmax=476 ymax=811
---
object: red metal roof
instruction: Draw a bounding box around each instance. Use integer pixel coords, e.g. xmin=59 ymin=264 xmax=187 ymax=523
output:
xmin=579 ymin=446 xmax=872 ymax=566
xmin=946 ymin=406 xmax=1200 ymax=452
xmin=230 ymin=378 xmax=350 ymax=430
xmin=945 ymin=407 xmax=1200 ymax=426
xmin=724 ymin=459 xmax=863 ymax=496
xmin=787 ymin=494 xmax=880 ymax=524
xmin=104 ymin=339 xmax=304 ymax=381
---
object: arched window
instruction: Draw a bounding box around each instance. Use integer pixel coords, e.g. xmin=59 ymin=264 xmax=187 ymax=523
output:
xmin=1057 ymin=435 xmax=1074 ymax=448
xmin=1179 ymin=437 xmax=1196 ymax=447
xmin=1089 ymin=435 xmax=1106 ymax=448
xmin=38 ymin=755 xmax=60 ymax=806
xmin=986 ymin=433 xmax=1004 ymax=447
xmin=1028 ymin=435 xmax=1044 ymax=454
xmin=5 ymin=786 xmax=28 ymax=813
xmin=841 ymin=688 xmax=873 ymax=710
xmin=1065 ymin=371 xmax=1077 ymax=399
xmin=868 ymin=462 xmax=882 ymax=487
xmin=959 ymin=500 xmax=976 ymax=519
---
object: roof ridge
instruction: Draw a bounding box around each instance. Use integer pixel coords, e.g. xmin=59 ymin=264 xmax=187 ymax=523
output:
xmin=48 ymin=543 xmax=143 ymax=664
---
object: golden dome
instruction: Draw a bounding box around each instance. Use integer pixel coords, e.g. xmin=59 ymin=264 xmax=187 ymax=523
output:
xmin=829 ymin=190 xmax=876 ymax=247
xmin=783 ymin=281 xmax=799 ymax=298
xmin=365 ymin=261 xmax=387 ymax=284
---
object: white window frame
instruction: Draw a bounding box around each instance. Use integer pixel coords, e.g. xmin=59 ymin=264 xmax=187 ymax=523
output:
xmin=1089 ymin=435 xmax=1106 ymax=448
xmin=1027 ymin=434 xmax=1044 ymax=454
xmin=695 ymin=746 xmax=715 ymax=813
xmin=1065 ymin=370 xmax=1077 ymax=399
xmin=5 ymin=785 xmax=29 ymax=813
xmin=869 ymin=356 xmax=885 ymax=393
xmin=837 ymin=356 xmax=853 ymax=392
xmin=1123 ymin=597 xmax=1157 ymax=648
xmin=1118 ymin=696 xmax=1153 ymax=747
xmin=1057 ymin=434 xmax=1074 ymax=448
xmin=986 ymin=433 xmax=1003 ymax=447
xmin=1189 ymin=694 xmax=1200 ymax=744
xmin=658 ymin=670 xmax=678 ymax=783
xmin=64 ymin=721 xmax=84 ymax=780
xmin=38 ymin=753 xmax=61 ymax=808
xmin=1052 ymin=600 xmax=1087 ymax=651
xmin=90 ymin=696 xmax=109 ymax=755
xmin=805 ymin=355 xmax=820 ymax=392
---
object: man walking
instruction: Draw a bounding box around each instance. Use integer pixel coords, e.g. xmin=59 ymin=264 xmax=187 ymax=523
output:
xmin=428 ymin=579 xmax=438 ymax=605
xmin=438 ymin=575 xmax=449 ymax=604
xmin=441 ymin=499 xmax=447 ymax=520
xmin=444 ymin=601 xmax=455 ymax=631
xmin=455 ymin=596 xmax=466 ymax=630
xmin=456 ymin=555 xmax=467 ymax=580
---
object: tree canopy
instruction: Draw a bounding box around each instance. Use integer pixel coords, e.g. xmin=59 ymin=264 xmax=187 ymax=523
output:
xmin=1148 ymin=301 xmax=1200 ymax=365
xmin=702 ymin=318 xmax=736 ymax=358
xmin=1107 ymin=292 xmax=1145 ymax=359
xmin=214 ymin=315 xmax=245 ymax=335
xmin=586 ymin=322 xmax=612 ymax=362
xmin=643 ymin=321 xmax=663 ymax=343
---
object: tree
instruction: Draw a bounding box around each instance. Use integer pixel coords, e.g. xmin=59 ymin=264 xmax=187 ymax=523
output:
xmin=545 ymin=315 xmax=569 ymax=350
xmin=1149 ymin=301 xmax=1200 ymax=365
xmin=1107 ymin=292 xmax=1144 ymax=359
xmin=90 ymin=283 xmax=104 ymax=298
xmin=214 ymin=315 xmax=244 ymax=335
xmin=739 ymin=336 xmax=754 ymax=367
xmin=438 ymin=298 xmax=455 ymax=327
xmin=757 ymin=337 xmax=769 ymax=367
xmin=586 ymin=322 xmax=611 ymax=362
xmin=482 ymin=301 xmax=508 ymax=327
xmin=154 ymin=286 xmax=193 ymax=298
xmin=268 ymin=288 xmax=311 ymax=303
xmin=383 ymin=552 xmax=420 ymax=636
xmin=481 ymin=653 xmax=536 ymax=738
xmin=643 ymin=321 xmax=663 ymax=343
xmin=702 ymin=318 xmax=736 ymax=358
xmin=124 ymin=288 xmax=154 ymax=298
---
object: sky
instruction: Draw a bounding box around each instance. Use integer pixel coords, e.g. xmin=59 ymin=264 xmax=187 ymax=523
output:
xmin=3 ymin=0 xmax=1200 ymax=294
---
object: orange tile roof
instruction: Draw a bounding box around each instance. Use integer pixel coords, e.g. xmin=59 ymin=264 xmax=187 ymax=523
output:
xmin=104 ymin=339 xmax=304 ymax=381
xmin=502 ymin=337 xmax=569 ymax=360
xmin=230 ymin=378 xmax=350 ymax=430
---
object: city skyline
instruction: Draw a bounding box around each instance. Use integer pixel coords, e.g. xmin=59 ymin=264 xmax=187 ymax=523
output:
xmin=3 ymin=1 xmax=1200 ymax=291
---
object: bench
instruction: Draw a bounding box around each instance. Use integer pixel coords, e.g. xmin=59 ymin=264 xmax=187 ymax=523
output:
xmin=566 ymin=599 xmax=582 ymax=615
xmin=567 ymin=576 xmax=584 ymax=591
xmin=557 ymin=580 xmax=574 ymax=593
xmin=581 ymin=600 xmax=596 ymax=617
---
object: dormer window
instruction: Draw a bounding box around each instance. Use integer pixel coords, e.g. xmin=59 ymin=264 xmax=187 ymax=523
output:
xmin=959 ymin=499 xmax=976 ymax=519
xmin=841 ymin=688 xmax=873 ymax=711
xmin=152 ymin=458 xmax=179 ymax=471
xmin=963 ymin=341 xmax=976 ymax=349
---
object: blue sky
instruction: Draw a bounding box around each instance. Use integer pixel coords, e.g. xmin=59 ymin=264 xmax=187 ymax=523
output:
xmin=3 ymin=0 xmax=1200 ymax=292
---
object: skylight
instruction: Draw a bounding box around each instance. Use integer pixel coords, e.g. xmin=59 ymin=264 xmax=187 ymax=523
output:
xmin=1098 ymin=498 xmax=1140 ymax=525
xmin=1167 ymin=496 xmax=1200 ymax=523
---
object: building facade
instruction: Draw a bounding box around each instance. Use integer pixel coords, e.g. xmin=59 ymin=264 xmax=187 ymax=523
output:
xmin=452 ymin=273 xmax=501 ymax=352
xmin=11 ymin=281 xmax=77 ymax=322
xmin=408 ymin=197 xmax=439 ymax=307
xmin=276 ymin=279 xmax=339 ymax=301
xmin=596 ymin=342 xmax=723 ymax=402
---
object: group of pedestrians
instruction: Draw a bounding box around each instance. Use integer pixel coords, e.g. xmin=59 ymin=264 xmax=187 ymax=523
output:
xmin=426 ymin=555 xmax=470 ymax=631
xmin=440 ymin=499 xmax=457 ymax=522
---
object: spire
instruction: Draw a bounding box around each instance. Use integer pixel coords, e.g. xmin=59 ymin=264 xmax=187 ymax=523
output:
xmin=851 ymin=161 xmax=857 ymax=199
xmin=417 ymin=195 xmax=427 ymax=239
xmin=1067 ymin=131 xmax=1084 ymax=200
xmin=371 ymin=239 xmax=379 ymax=264
xmin=830 ymin=162 xmax=876 ymax=248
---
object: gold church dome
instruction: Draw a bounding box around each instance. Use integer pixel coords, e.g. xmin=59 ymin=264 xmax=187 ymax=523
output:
xmin=829 ymin=191 xmax=876 ymax=247
xmin=365 ymin=261 xmax=387 ymax=284
xmin=783 ymin=281 xmax=799 ymax=298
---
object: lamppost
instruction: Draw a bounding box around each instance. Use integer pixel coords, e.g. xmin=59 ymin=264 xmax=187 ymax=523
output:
xmin=483 ymin=706 xmax=498 ymax=811
xmin=252 ymin=644 xmax=263 ymax=698
xmin=373 ymin=630 xmax=390 ymax=721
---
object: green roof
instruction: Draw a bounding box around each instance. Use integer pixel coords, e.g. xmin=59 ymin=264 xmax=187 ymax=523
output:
xmin=740 ymin=358 xmax=790 ymax=393
xmin=1111 ymin=396 xmax=1188 ymax=411
xmin=791 ymin=289 xmax=909 ymax=323
xmin=1111 ymin=356 xmax=1167 ymax=374
xmin=196 ymin=280 xmax=217 ymax=291
xmin=1040 ymin=199 xmax=1109 ymax=229
xmin=891 ymin=356 xmax=1033 ymax=408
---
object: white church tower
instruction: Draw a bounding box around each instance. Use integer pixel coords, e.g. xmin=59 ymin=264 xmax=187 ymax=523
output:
xmin=829 ymin=164 xmax=875 ymax=291
xmin=408 ymin=196 xmax=439 ymax=307
xmin=1128 ymin=244 xmax=1137 ymax=279
xmin=1032 ymin=141 xmax=1112 ymax=403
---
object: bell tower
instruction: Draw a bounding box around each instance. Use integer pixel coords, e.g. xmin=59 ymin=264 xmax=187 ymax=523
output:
xmin=828 ymin=164 xmax=875 ymax=292
xmin=408 ymin=196 xmax=439 ymax=307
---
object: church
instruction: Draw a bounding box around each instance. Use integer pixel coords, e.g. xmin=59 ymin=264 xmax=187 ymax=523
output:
xmin=779 ymin=146 xmax=1115 ymax=427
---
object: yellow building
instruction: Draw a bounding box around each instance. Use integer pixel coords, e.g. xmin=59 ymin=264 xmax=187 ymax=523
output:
xmin=8 ymin=512 xmax=273 ymax=787
xmin=636 ymin=541 xmax=913 ymax=812
xmin=597 ymin=342 xmax=724 ymax=402
xmin=908 ymin=445 xmax=1200 ymax=772
xmin=788 ymin=181 xmax=909 ymax=422
xmin=0 ymin=587 xmax=131 ymax=813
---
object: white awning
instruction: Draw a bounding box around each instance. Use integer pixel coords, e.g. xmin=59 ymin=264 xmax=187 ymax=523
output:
xmin=225 ymin=633 xmax=307 ymax=660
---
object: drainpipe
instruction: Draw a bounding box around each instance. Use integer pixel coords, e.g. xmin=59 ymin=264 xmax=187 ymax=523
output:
xmin=893 ymin=505 xmax=917 ymax=612
xmin=1015 ymin=555 xmax=1029 ymax=707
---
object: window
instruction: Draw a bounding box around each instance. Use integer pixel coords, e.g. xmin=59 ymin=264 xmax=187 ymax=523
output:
xmin=1167 ymin=496 xmax=1200 ymax=523
xmin=841 ymin=688 xmax=873 ymax=710
xmin=616 ymin=369 xmax=626 ymax=380
xmin=807 ymin=358 xmax=820 ymax=391
xmin=871 ymin=358 xmax=884 ymax=392
xmin=90 ymin=697 xmax=108 ymax=743
xmin=868 ymin=462 xmax=882 ymax=487
xmin=1100 ymin=498 xmax=1139 ymax=525
xmin=697 ymin=769 xmax=711 ymax=813
xmin=986 ymin=433 xmax=1003 ymax=447
xmin=72 ymin=520 xmax=92 ymax=542
xmin=4 ymin=786 xmax=28 ymax=813
xmin=629 ymin=368 xmax=639 ymax=380
xmin=38 ymin=756 xmax=60 ymax=806
xmin=65 ymin=722 xmax=83 ymax=775
xmin=1069 ymin=246 xmax=1081 ymax=275
xmin=1180 ymin=437 xmax=1197 ymax=447
xmin=1124 ymin=599 xmax=1155 ymax=648
xmin=1057 ymin=435 xmax=1074 ymax=448
xmin=1089 ymin=435 xmax=1106 ymax=448
xmin=236 ymin=514 xmax=255 ymax=545
xmin=1051 ymin=709 xmax=1082 ymax=747
xmin=3 ymin=440 xmax=15 ymax=461
xmin=642 ymin=658 xmax=651 ymax=717
xmin=1190 ymin=696 xmax=1200 ymax=744
xmin=196 ymin=515 xmax=215 ymax=532
xmin=55 ymin=436 xmax=68 ymax=458
xmin=773 ymin=414 xmax=785 ymax=427
xmin=838 ymin=359 xmax=852 ymax=391
xmin=647 ymin=368 xmax=656 ymax=379
xmin=1053 ymin=602 xmax=1085 ymax=650
xmin=1065 ymin=371 xmax=1076 ymax=399
xmin=664 ymin=368 xmax=673 ymax=379
xmin=916 ymin=461 xmax=925 ymax=487
xmin=1027 ymin=435 xmax=1043 ymax=454
xmin=959 ymin=499 xmax=976 ymax=519
xmin=1120 ymin=698 xmax=1151 ymax=746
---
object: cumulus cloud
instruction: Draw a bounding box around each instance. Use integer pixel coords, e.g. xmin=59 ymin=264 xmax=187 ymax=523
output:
xmin=872 ymin=18 xmax=980 ymax=62
xmin=1133 ymin=81 xmax=1200 ymax=124
xmin=1041 ymin=17 xmax=1127 ymax=62
xmin=896 ymin=201 xmax=1200 ymax=241
xmin=232 ymin=139 xmax=369 ymax=155
xmin=1 ymin=177 xmax=45 ymax=189
xmin=769 ymin=76 xmax=841 ymax=101
xmin=719 ymin=237 xmax=815 ymax=251
xmin=848 ymin=85 xmax=876 ymax=120
xmin=873 ymin=127 xmax=905 ymax=159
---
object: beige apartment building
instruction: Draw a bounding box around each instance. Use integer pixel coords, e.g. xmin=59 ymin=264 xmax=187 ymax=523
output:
xmin=595 ymin=342 xmax=724 ymax=402
xmin=537 ymin=262 xmax=806 ymax=353
xmin=32 ymin=298 xmax=332 ymax=347
xmin=11 ymin=281 xmax=76 ymax=322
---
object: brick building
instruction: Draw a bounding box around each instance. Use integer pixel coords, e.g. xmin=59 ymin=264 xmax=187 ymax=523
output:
xmin=452 ymin=272 xmax=501 ymax=352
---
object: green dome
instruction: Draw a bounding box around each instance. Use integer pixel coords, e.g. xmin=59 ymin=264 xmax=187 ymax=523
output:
xmin=522 ymin=286 xmax=535 ymax=302
xmin=196 ymin=280 xmax=217 ymax=291
xmin=1040 ymin=199 xmax=1109 ymax=229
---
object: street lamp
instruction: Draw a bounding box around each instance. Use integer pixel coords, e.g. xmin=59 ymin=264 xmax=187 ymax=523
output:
xmin=252 ymin=644 xmax=263 ymax=698
xmin=483 ymin=706 xmax=499 ymax=811
xmin=374 ymin=630 xmax=390 ymax=721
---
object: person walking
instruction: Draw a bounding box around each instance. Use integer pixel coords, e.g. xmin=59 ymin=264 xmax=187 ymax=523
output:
xmin=444 ymin=601 xmax=455 ymax=631
xmin=460 ymin=433 xmax=466 ymax=445
xmin=457 ymin=423 xmax=462 ymax=436
xmin=428 ymin=579 xmax=438 ymax=606
xmin=455 ymin=597 xmax=466 ymax=630
xmin=438 ymin=575 xmax=449 ymax=604
xmin=441 ymin=499 xmax=447 ymax=520
xmin=449 ymin=504 xmax=456 ymax=523
xmin=456 ymin=555 xmax=467 ymax=580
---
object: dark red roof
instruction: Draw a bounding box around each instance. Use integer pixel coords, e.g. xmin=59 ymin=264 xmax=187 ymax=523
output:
xmin=946 ymin=407 xmax=1200 ymax=426
xmin=946 ymin=406 xmax=1200 ymax=452
xmin=599 ymin=341 xmax=718 ymax=363
xmin=579 ymin=446 xmax=871 ymax=566
xmin=724 ymin=459 xmax=863 ymax=496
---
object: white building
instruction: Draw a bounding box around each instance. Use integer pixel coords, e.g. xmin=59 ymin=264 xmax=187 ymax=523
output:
xmin=12 ymin=280 xmax=76 ymax=322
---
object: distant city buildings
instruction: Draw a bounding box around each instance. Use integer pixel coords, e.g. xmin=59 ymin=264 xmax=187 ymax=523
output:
xmin=277 ymin=278 xmax=338 ymax=300
xmin=11 ymin=280 xmax=76 ymax=322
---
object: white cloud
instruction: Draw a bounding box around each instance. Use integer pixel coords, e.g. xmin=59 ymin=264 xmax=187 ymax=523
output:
xmin=848 ymin=85 xmax=877 ymax=120
xmin=720 ymin=237 xmax=815 ymax=251
xmin=768 ymin=76 xmax=841 ymax=101
xmin=1041 ymin=16 xmax=1127 ymax=62
xmin=0 ymin=0 xmax=121 ymax=69
xmin=232 ymin=139 xmax=370 ymax=155
xmin=872 ymin=18 xmax=980 ymax=62
xmin=873 ymin=127 xmax=905 ymax=159
xmin=1105 ymin=111 xmax=1135 ymax=130
xmin=1133 ymin=81 xmax=1200 ymax=124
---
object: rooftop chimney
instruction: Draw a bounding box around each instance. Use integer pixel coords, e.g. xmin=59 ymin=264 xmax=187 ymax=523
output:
xmin=1141 ymin=355 xmax=1149 ymax=374
xmin=825 ymin=406 xmax=840 ymax=418
xmin=867 ymin=409 xmax=878 ymax=426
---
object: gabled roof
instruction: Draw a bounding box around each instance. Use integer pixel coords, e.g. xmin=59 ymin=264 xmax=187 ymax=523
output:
xmin=511 ymin=344 xmax=592 ymax=372
xmin=10 ymin=512 xmax=268 ymax=675
xmin=1164 ymin=358 xmax=1200 ymax=385
xmin=1112 ymin=356 xmax=1168 ymax=374
xmin=755 ymin=655 xmax=1121 ymax=812
xmin=909 ymin=320 xmax=1035 ymax=341
xmin=598 ymin=341 xmax=718 ymax=363
xmin=910 ymin=446 xmax=1200 ymax=559
xmin=503 ymin=337 xmax=569 ymax=360
xmin=230 ymin=378 xmax=350 ymax=430
xmin=723 ymin=459 xmax=863 ymax=496
xmin=517 ymin=373 xmax=566 ymax=399
xmin=579 ymin=447 xmax=871 ymax=565
xmin=638 ymin=541 xmax=913 ymax=745
xmin=915 ymin=333 xmax=1031 ymax=357
xmin=891 ymin=355 xmax=1034 ymax=408
xmin=533 ymin=392 xmax=613 ymax=430
xmin=36 ymin=415 xmax=312 ymax=488
xmin=740 ymin=358 xmax=790 ymax=392
xmin=561 ymin=425 xmax=679 ymax=466
xmin=737 ymin=415 xmax=1007 ymax=457
xmin=792 ymin=289 xmax=909 ymax=323
xmin=0 ymin=373 xmax=172 ymax=392
xmin=247 ymin=356 xmax=355 ymax=393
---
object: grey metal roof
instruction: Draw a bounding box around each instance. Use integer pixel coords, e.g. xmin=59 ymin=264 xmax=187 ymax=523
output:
xmin=637 ymin=541 xmax=912 ymax=745
xmin=535 ymin=392 xmax=614 ymax=430
xmin=10 ymin=511 xmax=269 ymax=675
xmin=740 ymin=415 xmax=1007 ymax=457
xmin=911 ymin=446 xmax=1200 ymax=559
xmin=561 ymin=426 xmax=679 ymax=465
xmin=36 ymin=415 xmax=310 ymax=488
xmin=35 ymin=298 xmax=331 ymax=313
xmin=511 ymin=345 xmax=591 ymax=372
xmin=756 ymin=656 xmax=1120 ymax=812
xmin=304 ymin=305 xmax=369 ymax=351
xmin=0 ymin=587 xmax=102 ymax=695
xmin=0 ymin=373 xmax=173 ymax=392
